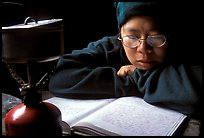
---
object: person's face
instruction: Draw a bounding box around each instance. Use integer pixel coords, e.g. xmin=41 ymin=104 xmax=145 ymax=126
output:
xmin=120 ymin=16 xmax=168 ymax=70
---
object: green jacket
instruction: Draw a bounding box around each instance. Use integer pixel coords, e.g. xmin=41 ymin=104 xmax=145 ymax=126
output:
xmin=49 ymin=36 xmax=202 ymax=116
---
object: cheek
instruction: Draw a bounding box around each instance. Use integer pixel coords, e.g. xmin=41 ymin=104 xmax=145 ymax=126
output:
xmin=124 ymin=48 xmax=138 ymax=63
xmin=154 ymin=47 xmax=168 ymax=62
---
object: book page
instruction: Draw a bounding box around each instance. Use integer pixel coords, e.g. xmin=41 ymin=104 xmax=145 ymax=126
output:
xmin=73 ymin=96 xmax=187 ymax=136
xmin=44 ymin=97 xmax=114 ymax=127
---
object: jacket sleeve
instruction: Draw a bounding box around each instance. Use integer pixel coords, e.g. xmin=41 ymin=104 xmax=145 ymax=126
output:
xmin=49 ymin=36 xmax=141 ymax=99
xmin=131 ymin=64 xmax=202 ymax=115
xmin=49 ymin=36 xmax=202 ymax=115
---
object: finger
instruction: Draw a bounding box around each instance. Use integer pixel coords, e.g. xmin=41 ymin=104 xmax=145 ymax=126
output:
xmin=117 ymin=70 xmax=126 ymax=77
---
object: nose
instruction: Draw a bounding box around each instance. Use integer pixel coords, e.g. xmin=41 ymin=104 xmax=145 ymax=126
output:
xmin=137 ymin=39 xmax=152 ymax=54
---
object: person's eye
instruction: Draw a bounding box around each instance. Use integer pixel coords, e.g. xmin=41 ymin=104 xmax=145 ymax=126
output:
xmin=149 ymin=34 xmax=165 ymax=39
xmin=127 ymin=36 xmax=138 ymax=40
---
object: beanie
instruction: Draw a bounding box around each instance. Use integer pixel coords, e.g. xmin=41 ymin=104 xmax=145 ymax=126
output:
xmin=114 ymin=2 xmax=169 ymax=31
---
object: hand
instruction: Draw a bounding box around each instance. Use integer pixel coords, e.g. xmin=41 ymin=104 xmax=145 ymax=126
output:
xmin=117 ymin=65 xmax=137 ymax=77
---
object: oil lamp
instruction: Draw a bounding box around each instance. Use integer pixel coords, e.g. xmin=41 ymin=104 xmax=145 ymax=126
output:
xmin=2 ymin=17 xmax=64 ymax=136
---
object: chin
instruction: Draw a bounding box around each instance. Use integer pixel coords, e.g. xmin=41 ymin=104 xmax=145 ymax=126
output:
xmin=137 ymin=64 xmax=155 ymax=70
xmin=138 ymin=66 xmax=152 ymax=70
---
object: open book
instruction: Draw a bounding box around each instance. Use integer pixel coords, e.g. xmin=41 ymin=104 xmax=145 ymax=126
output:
xmin=45 ymin=96 xmax=188 ymax=136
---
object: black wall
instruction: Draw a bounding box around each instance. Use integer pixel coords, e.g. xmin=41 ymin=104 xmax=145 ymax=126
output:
xmin=2 ymin=0 xmax=118 ymax=52
xmin=1 ymin=0 xmax=118 ymax=97
xmin=1 ymin=1 xmax=202 ymax=97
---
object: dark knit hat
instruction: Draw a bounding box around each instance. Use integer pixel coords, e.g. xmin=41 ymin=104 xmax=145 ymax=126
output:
xmin=115 ymin=2 xmax=169 ymax=31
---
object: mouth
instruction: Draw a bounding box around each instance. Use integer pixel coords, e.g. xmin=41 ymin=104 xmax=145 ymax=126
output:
xmin=137 ymin=60 xmax=155 ymax=69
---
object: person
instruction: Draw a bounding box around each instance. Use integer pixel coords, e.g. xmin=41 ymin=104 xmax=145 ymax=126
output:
xmin=49 ymin=2 xmax=202 ymax=118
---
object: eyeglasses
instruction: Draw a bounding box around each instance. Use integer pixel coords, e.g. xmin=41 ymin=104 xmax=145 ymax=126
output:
xmin=118 ymin=34 xmax=166 ymax=48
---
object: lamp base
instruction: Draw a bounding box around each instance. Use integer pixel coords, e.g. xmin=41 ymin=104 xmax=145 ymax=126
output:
xmin=4 ymin=102 xmax=62 ymax=136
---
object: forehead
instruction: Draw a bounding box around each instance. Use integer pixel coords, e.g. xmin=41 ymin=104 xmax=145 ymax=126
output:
xmin=122 ymin=16 xmax=159 ymax=32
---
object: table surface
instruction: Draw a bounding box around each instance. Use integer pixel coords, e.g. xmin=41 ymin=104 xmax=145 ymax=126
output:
xmin=2 ymin=92 xmax=201 ymax=136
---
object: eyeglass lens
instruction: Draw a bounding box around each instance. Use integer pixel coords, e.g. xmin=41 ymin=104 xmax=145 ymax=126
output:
xmin=122 ymin=35 xmax=166 ymax=48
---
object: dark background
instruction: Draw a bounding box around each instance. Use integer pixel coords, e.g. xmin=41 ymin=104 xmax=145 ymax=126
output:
xmin=1 ymin=0 xmax=118 ymax=97
xmin=1 ymin=0 xmax=203 ymax=98
xmin=1 ymin=0 xmax=118 ymax=52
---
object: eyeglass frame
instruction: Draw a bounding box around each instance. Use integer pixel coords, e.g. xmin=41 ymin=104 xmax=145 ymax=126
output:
xmin=118 ymin=34 xmax=167 ymax=48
